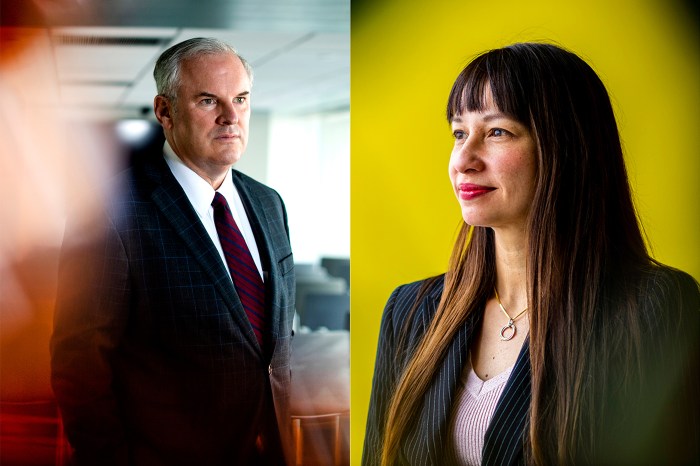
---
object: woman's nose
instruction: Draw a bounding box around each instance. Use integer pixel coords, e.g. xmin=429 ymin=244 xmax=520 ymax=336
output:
xmin=451 ymin=136 xmax=485 ymax=172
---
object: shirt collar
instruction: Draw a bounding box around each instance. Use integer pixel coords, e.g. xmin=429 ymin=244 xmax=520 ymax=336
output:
xmin=163 ymin=141 xmax=236 ymax=216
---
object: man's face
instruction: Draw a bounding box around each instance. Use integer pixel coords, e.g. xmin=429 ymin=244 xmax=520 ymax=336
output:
xmin=155 ymin=52 xmax=251 ymax=187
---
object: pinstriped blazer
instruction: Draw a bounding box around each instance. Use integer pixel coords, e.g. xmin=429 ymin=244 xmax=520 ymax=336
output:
xmin=363 ymin=269 xmax=700 ymax=465
xmin=51 ymin=153 xmax=296 ymax=466
xmin=362 ymin=276 xmax=530 ymax=466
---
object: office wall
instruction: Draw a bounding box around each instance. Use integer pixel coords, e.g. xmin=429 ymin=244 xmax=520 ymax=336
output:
xmin=268 ymin=110 xmax=350 ymax=263
xmin=235 ymin=111 xmax=271 ymax=183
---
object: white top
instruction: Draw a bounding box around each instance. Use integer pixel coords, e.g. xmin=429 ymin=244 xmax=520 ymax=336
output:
xmin=163 ymin=142 xmax=264 ymax=280
xmin=447 ymin=361 xmax=514 ymax=466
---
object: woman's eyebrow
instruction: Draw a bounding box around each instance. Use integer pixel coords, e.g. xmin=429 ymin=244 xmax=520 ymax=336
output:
xmin=451 ymin=112 xmax=512 ymax=124
xmin=481 ymin=112 xmax=510 ymax=122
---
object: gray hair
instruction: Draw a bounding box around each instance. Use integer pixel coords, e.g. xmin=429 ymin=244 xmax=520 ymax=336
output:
xmin=153 ymin=37 xmax=254 ymax=102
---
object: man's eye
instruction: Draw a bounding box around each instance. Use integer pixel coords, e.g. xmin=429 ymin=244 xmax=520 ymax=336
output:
xmin=234 ymin=96 xmax=247 ymax=104
xmin=201 ymin=98 xmax=215 ymax=105
xmin=453 ymin=130 xmax=466 ymax=140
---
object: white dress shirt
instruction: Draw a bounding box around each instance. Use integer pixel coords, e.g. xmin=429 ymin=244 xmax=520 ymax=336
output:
xmin=163 ymin=142 xmax=264 ymax=281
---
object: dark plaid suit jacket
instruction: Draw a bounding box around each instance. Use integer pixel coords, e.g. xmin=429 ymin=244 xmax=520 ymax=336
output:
xmin=363 ymin=269 xmax=699 ymax=465
xmin=51 ymin=153 xmax=296 ymax=466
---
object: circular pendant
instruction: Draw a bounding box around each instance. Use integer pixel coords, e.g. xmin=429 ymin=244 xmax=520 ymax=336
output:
xmin=500 ymin=320 xmax=516 ymax=341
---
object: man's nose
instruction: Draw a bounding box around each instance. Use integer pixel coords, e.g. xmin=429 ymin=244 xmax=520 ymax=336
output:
xmin=217 ymin=102 xmax=239 ymax=125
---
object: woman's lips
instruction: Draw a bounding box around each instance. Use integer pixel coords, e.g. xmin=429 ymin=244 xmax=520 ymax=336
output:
xmin=458 ymin=183 xmax=495 ymax=200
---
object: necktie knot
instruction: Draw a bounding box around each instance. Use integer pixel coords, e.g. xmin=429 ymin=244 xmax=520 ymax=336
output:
xmin=212 ymin=192 xmax=228 ymax=211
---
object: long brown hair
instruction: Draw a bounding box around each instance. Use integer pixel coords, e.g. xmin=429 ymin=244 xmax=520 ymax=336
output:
xmin=381 ymin=43 xmax=651 ymax=465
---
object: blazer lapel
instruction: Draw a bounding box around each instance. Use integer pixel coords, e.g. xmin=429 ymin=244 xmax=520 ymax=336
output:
xmin=482 ymin=339 xmax=531 ymax=465
xmin=231 ymin=171 xmax=281 ymax=351
xmin=414 ymin=288 xmax=530 ymax=466
xmin=142 ymin=156 xmax=261 ymax=353
xmin=417 ymin=296 xmax=483 ymax=465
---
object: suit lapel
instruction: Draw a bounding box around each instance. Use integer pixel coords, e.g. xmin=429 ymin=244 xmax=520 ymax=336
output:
xmin=416 ymin=289 xmax=530 ymax=465
xmin=482 ymin=339 xmax=531 ymax=465
xmin=231 ymin=171 xmax=273 ymax=275
xmin=142 ymin=156 xmax=261 ymax=353
xmin=231 ymin=171 xmax=281 ymax=351
xmin=416 ymin=294 xmax=483 ymax=465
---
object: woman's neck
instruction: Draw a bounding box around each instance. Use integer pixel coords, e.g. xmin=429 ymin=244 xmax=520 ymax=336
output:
xmin=492 ymin=227 xmax=528 ymax=311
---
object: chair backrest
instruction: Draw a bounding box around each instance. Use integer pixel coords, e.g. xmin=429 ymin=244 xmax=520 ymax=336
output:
xmin=302 ymin=293 xmax=349 ymax=331
xmin=320 ymin=257 xmax=350 ymax=288
xmin=295 ymin=277 xmax=347 ymax=321
xmin=294 ymin=262 xmax=327 ymax=278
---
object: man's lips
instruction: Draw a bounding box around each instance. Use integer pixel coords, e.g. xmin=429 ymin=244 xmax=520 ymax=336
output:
xmin=214 ymin=132 xmax=240 ymax=142
xmin=458 ymin=183 xmax=495 ymax=200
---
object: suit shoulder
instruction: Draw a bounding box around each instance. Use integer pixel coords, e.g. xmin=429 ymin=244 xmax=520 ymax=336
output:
xmin=637 ymin=265 xmax=699 ymax=311
xmin=232 ymin=170 xmax=282 ymax=199
xmin=101 ymin=166 xmax=156 ymax=220
xmin=389 ymin=275 xmax=445 ymax=312
xmin=635 ymin=265 xmax=699 ymax=337
xmin=382 ymin=275 xmax=445 ymax=340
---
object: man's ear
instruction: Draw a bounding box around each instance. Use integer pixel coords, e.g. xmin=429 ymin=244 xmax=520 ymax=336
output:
xmin=154 ymin=95 xmax=174 ymax=129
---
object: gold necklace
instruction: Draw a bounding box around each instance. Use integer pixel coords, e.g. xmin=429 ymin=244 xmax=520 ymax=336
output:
xmin=494 ymin=287 xmax=528 ymax=341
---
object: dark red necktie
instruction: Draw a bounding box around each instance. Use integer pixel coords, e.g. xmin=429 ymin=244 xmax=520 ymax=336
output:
xmin=211 ymin=192 xmax=266 ymax=347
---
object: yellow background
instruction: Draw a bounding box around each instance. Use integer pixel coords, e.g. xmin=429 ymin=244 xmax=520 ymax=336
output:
xmin=350 ymin=0 xmax=699 ymax=463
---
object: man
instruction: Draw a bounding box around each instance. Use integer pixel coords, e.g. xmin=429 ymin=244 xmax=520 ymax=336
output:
xmin=51 ymin=38 xmax=296 ymax=466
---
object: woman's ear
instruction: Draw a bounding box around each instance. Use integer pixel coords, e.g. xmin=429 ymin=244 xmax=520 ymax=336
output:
xmin=153 ymin=95 xmax=173 ymax=129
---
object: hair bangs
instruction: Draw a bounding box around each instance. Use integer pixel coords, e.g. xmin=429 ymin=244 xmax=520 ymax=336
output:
xmin=446 ymin=48 xmax=531 ymax=127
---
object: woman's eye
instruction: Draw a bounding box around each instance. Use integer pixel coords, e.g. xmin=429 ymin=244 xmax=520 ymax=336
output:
xmin=491 ymin=128 xmax=509 ymax=137
xmin=453 ymin=130 xmax=466 ymax=140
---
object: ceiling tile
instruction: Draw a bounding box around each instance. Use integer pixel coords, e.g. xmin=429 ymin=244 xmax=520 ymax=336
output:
xmin=53 ymin=44 xmax=164 ymax=82
xmin=60 ymin=84 xmax=128 ymax=106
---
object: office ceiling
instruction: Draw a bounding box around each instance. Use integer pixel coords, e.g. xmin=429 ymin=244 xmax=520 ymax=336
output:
xmin=9 ymin=0 xmax=349 ymax=118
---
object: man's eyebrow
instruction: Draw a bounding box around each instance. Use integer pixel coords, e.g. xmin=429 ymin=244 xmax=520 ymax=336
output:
xmin=195 ymin=91 xmax=250 ymax=98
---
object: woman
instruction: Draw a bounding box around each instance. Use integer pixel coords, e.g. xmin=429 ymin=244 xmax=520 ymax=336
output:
xmin=363 ymin=43 xmax=699 ymax=465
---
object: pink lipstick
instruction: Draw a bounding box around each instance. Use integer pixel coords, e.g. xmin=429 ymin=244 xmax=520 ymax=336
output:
xmin=458 ymin=183 xmax=495 ymax=200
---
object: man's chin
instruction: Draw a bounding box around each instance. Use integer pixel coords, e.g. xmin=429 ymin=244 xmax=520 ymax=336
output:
xmin=216 ymin=152 xmax=242 ymax=167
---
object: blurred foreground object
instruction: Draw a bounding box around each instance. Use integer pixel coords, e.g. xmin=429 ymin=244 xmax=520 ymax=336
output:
xmin=1 ymin=8 xmax=119 ymax=462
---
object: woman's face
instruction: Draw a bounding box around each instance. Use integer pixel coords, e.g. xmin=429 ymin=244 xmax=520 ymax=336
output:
xmin=448 ymin=88 xmax=537 ymax=233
